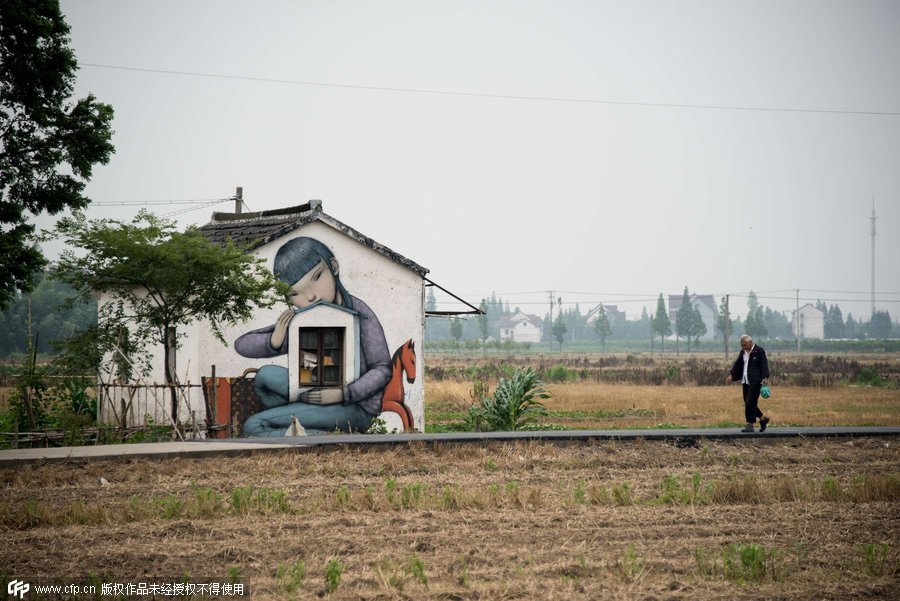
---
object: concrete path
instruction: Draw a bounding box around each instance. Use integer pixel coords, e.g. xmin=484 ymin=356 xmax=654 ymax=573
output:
xmin=1 ymin=426 xmax=897 ymax=467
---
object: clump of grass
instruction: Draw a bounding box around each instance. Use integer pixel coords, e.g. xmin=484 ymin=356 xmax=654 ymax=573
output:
xmin=723 ymin=543 xmax=771 ymax=583
xmin=612 ymin=481 xmax=633 ymax=505
xmin=229 ymin=487 xmax=291 ymax=515
xmin=400 ymin=482 xmax=425 ymax=509
xmin=819 ymin=476 xmax=845 ymax=501
xmin=573 ymin=480 xmax=587 ymax=505
xmin=858 ymin=543 xmax=890 ymax=577
xmin=711 ymin=475 xmax=763 ymax=504
xmin=276 ymin=559 xmax=305 ymax=594
xmin=407 ymin=555 xmax=428 ymax=588
xmin=620 ymin=545 xmax=644 ymax=582
xmin=325 ymin=557 xmax=344 ymax=594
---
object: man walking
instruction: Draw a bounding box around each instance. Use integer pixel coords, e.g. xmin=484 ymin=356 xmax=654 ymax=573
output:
xmin=725 ymin=335 xmax=771 ymax=433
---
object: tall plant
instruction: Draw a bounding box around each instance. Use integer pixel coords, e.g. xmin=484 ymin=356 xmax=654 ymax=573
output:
xmin=475 ymin=367 xmax=550 ymax=431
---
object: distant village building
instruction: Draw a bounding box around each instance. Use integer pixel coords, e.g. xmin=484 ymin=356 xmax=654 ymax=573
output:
xmin=497 ymin=311 xmax=543 ymax=343
xmin=793 ymin=303 xmax=825 ymax=339
xmin=668 ymin=293 xmax=717 ymax=340
xmin=585 ymin=303 xmax=626 ymax=323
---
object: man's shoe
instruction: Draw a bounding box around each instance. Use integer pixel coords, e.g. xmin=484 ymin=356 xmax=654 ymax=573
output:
xmin=741 ymin=424 xmax=754 ymax=433
xmin=759 ymin=416 xmax=770 ymax=432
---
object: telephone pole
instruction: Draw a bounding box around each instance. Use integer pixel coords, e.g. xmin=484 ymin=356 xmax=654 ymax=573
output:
xmin=548 ymin=291 xmax=554 ymax=350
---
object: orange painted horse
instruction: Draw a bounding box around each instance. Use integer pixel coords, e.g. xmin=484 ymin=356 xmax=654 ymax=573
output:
xmin=381 ymin=339 xmax=416 ymax=431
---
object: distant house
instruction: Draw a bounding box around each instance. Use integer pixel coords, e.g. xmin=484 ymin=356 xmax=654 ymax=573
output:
xmin=668 ymin=294 xmax=717 ymax=340
xmin=585 ymin=303 xmax=626 ymax=323
xmin=793 ymin=303 xmax=825 ymax=339
xmin=497 ymin=311 xmax=543 ymax=343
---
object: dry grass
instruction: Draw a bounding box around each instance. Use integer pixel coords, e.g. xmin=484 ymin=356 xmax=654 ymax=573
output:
xmin=426 ymin=378 xmax=900 ymax=429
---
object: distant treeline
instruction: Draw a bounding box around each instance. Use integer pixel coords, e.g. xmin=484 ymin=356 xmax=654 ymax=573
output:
xmin=0 ymin=273 xmax=96 ymax=358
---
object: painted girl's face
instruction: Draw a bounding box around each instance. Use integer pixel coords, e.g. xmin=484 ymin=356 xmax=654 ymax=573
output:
xmin=287 ymin=258 xmax=340 ymax=308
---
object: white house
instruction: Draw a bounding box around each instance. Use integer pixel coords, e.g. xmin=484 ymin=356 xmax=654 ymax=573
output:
xmin=98 ymin=200 xmax=470 ymax=435
xmin=497 ymin=311 xmax=543 ymax=343
xmin=793 ymin=303 xmax=825 ymax=339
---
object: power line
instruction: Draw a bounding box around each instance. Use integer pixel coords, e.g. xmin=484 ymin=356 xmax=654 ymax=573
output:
xmin=93 ymin=198 xmax=230 ymax=206
xmin=81 ymin=63 xmax=900 ymax=117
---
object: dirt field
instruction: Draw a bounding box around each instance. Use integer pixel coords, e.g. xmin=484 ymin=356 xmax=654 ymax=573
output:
xmin=2 ymin=436 xmax=898 ymax=600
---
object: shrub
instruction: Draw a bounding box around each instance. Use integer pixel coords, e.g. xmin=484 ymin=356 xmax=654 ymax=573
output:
xmin=472 ymin=367 xmax=550 ymax=431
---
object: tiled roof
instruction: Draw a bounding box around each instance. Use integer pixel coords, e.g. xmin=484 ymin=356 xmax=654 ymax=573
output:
xmin=198 ymin=200 xmax=428 ymax=276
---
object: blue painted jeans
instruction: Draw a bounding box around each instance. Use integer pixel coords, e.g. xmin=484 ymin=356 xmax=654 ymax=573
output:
xmin=244 ymin=365 xmax=375 ymax=437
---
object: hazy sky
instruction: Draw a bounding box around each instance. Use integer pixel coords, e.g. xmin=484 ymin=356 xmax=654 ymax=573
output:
xmin=53 ymin=0 xmax=900 ymax=321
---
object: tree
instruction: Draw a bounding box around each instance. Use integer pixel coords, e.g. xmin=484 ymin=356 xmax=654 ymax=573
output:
xmin=449 ymin=317 xmax=463 ymax=346
xmin=717 ymin=296 xmax=732 ymax=358
xmin=593 ymin=306 xmax=612 ymax=351
xmin=868 ymin=310 xmax=892 ymax=339
xmin=0 ymin=0 xmax=115 ymax=309
xmin=652 ymin=294 xmax=671 ymax=352
xmin=478 ymin=299 xmax=489 ymax=350
xmin=49 ymin=211 xmax=282 ymax=425
xmin=744 ymin=291 xmax=767 ymax=339
xmin=825 ymin=305 xmax=844 ymax=339
xmin=675 ymin=287 xmax=693 ymax=355
xmin=689 ymin=305 xmax=707 ymax=350
xmin=552 ymin=312 xmax=567 ymax=352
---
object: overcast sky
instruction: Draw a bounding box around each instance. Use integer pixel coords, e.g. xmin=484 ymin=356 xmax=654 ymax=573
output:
xmin=54 ymin=0 xmax=900 ymax=321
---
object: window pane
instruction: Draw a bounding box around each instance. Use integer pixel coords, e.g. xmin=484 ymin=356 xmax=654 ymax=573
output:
xmin=299 ymin=331 xmax=317 ymax=349
xmin=323 ymin=366 xmax=340 ymax=385
xmin=323 ymin=330 xmax=340 ymax=348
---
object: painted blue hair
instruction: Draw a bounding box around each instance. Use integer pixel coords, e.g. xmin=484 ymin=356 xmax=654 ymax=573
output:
xmin=273 ymin=237 xmax=353 ymax=308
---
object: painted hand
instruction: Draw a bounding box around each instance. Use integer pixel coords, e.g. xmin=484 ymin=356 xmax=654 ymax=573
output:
xmin=299 ymin=387 xmax=344 ymax=405
xmin=269 ymin=309 xmax=295 ymax=350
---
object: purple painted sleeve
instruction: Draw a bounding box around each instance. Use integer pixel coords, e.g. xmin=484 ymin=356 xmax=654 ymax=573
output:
xmin=343 ymin=296 xmax=392 ymax=414
xmin=234 ymin=324 xmax=286 ymax=358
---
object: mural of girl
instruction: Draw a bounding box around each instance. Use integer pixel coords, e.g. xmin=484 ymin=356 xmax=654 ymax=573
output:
xmin=234 ymin=237 xmax=392 ymax=436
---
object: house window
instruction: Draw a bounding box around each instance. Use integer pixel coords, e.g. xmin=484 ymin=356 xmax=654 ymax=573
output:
xmin=298 ymin=328 xmax=343 ymax=387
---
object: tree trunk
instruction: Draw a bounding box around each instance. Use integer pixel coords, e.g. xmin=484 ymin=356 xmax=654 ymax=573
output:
xmin=165 ymin=326 xmax=178 ymax=427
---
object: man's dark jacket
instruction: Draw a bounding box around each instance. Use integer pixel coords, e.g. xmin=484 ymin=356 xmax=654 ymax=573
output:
xmin=729 ymin=345 xmax=770 ymax=384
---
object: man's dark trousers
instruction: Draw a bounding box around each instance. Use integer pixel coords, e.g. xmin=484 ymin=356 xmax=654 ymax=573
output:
xmin=743 ymin=382 xmax=763 ymax=424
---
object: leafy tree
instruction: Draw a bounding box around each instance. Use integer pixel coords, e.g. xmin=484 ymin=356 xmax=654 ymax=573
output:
xmin=868 ymin=310 xmax=892 ymax=339
xmin=825 ymin=304 xmax=844 ymax=339
xmin=845 ymin=313 xmax=860 ymax=340
xmin=593 ymin=306 xmax=613 ymax=351
xmin=717 ymin=296 xmax=732 ymax=358
xmin=675 ymin=287 xmax=693 ymax=354
xmin=552 ymin=312 xmax=567 ymax=352
xmin=0 ymin=0 xmax=115 ymax=309
xmin=689 ymin=305 xmax=707 ymax=350
xmin=449 ymin=317 xmax=463 ymax=345
xmin=478 ymin=299 xmax=489 ymax=350
xmin=652 ymin=294 xmax=671 ymax=351
xmin=49 ymin=211 xmax=283 ymax=425
xmin=744 ymin=291 xmax=767 ymax=339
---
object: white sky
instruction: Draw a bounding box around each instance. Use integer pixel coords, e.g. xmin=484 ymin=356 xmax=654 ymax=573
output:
xmin=53 ymin=0 xmax=900 ymax=321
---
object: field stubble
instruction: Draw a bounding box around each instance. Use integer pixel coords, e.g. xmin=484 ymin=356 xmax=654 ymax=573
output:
xmin=1 ymin=438 xmax=898 ymax=600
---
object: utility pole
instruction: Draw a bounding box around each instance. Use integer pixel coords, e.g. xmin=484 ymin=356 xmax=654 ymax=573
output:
xmin=235 ymin=186 xmax=243 ymax=215
xmin=870 ymin=197 xmax=876 ymax=317
xmin=548 ymin=291 xmax=554 ymax=350
xmin=723 ymin=294 xmax=730 ymax=359
xmin=796 ymin=289 xmax=801 ymax=353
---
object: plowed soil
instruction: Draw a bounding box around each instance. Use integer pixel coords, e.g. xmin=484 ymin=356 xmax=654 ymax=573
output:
xmin=1 ymin=436 xmax=898 ymax=600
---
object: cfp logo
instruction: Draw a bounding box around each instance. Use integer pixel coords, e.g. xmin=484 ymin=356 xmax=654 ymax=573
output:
xmin=7 ymin=580 xmax=29 ymax=599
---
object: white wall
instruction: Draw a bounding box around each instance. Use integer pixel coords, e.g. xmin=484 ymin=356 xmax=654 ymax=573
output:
xmin=102 ymin=219 xmax=426 ymax=433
